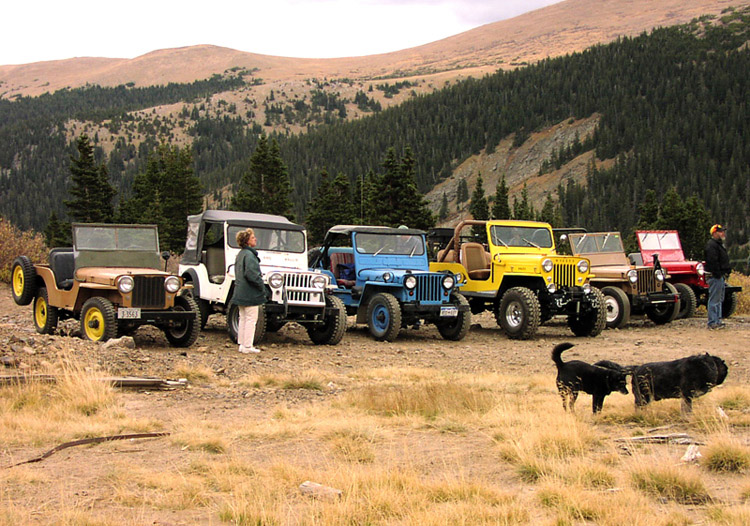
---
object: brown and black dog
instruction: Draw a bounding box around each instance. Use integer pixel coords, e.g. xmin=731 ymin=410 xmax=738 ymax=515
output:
xmin=631 ymin=354 xmax=728 ymax=414
xmin=552 ymin=342 xmax=630 ymax=413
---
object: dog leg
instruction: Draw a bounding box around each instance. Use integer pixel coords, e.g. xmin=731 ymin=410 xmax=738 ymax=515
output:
xmin=569 ymin=392 xmax=578 ymax=413
xmin=592 ymin=394 xmax=604 ymax=413
xmin=680 ymin=397 xmax=693 ymax=416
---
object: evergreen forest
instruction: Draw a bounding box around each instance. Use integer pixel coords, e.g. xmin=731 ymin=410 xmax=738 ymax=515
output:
xmin=0 ymin=7 xmax=748 ymax=257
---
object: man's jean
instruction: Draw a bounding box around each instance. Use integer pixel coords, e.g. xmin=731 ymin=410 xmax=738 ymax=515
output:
xmin=707 ymin=276 xmax=725 ymax=327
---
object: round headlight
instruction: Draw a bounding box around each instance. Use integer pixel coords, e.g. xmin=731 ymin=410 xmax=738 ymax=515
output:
xmin=547 ymin=283 xmax=557 ymax=293
xmin=117 ymin=275 xmax=134 ymax=294
xmin=383 ymin=272 xmax=393 ymax=282
xmin=404 ymin=275 xmax=417 ymax=290
xmin=655 ymin=269 xmax=665 ymax=282
xmin=577 ymin=260 xmax=589 ymax=273
xmin=164 ymin=276 xmax=180 ymax=293
xmin=442 ymin=274 xmax=455 ymax=290
xmin=268 ymin=273 xmax=284 ymax=289
xmin=542 ymin=258 xmax=554 ymax=273
xmin=312 ymin=275 xmax=327 ymax=289
xmin=627 ymin=269 xmax=638 ymax=283
xmin=696 ymin=263 xmax=705 ymax=276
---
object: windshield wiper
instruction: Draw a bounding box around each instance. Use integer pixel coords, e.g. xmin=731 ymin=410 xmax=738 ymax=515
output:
xmin=409 ymin=244 xmax=418 ymax=257
xmin=495 ymin=237 xmax=508 ymax=248
xmin=522 ymin=238 xmax=540 ymax=248
xmin=373 ymin=246 xmax=386 ymax=256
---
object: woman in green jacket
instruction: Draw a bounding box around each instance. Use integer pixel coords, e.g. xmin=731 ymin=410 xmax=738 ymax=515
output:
xmin=232 ymin=228 xmax=266 ymax=353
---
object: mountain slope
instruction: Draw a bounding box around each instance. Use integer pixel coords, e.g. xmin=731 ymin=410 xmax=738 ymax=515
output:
xmin=0 ymin=0 xmax=738 ymax=98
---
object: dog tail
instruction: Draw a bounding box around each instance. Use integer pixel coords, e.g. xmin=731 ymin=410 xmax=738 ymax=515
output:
xmin=552 ymin=342 xmax=575 ymax=367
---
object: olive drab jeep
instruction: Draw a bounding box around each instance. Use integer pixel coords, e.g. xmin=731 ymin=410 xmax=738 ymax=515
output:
xmin=562 ymin=231 xmax=680 ymax=328
xmin=11 ymin=223 xmax=200 ymax=346
xmin=178 ymin=210 xmax=346 ymax=346
xmin=309 ymin=225 xmax=471 ymax=342
xmin=430 ymin=220 xmax=606 ymax=340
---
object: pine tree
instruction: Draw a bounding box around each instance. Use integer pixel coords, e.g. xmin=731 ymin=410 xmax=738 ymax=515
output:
xmin=512 ymin=184 xmax=535 ymax=221
xmin=231 ymin=136 xmax=293 ymax=218
xmin=468 ymin=173 xmax=489 ymax=238
xmin=491 ymin=175 xmax=511 ymax=219
xmin=65 ymin=134 xmax=116 ymax=223
xmin=539 ymin=194 xmax=560 ymax=227
xmin=119 ymin=143 xmax=202 ymax=252
xmin=369 ymin=147 xmax=434 ymax=230
xmin=306 ymin=170 xmax=356 ymax=244
xmin=438 ymin=192 xmax=449 ymax=220
xmin=456 ymin=179 xmax=469 ymax=207
xmin=44 ymin=212 xmax=71 ymax=247
xmin=637 ymin=189 xmax=660 ymax=229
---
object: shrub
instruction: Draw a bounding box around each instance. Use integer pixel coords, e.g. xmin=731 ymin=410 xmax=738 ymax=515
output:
xmin=0 ymin=217 xmax=47 ymax=283
xmin=701 ymin=437 xmax=750 ymax=473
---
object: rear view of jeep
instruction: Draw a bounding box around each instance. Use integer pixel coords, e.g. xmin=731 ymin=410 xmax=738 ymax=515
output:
xmin=179 ymin=210 xmax=346 ymax=346
xmin=430 ymin=220 xmax=606 ymax=340
xmin=11 ymin=223 xmax=200 ymax=346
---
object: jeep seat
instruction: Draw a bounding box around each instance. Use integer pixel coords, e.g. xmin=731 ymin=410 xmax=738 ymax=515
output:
xmin=49 ymin=248 xmax=75 ymax=290
xmin=205 ymin=247 xmax=225 ymax=284
xmin=460 ymin=242 xmax=490 ymax=280
xmin=437 ymin=248 xmax=457 ymax=263
xmin=330 ymin=252 xmax=355 ymax=288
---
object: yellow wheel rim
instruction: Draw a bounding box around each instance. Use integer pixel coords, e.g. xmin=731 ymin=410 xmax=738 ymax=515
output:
xmin=84 ymin=308 xmax=105 ymax=340
xmin=34 ymin=295 xmax=47 ymax=327
xmin=12 ymin=266 xmax=24 ymax=297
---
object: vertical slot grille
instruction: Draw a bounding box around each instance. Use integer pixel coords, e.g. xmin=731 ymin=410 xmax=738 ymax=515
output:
xmin=132 ymin=276 xmax=165 ymax=308
xmin=283 ymin=272 xmax=325 ymax=305
xmin=553 ymin=262 xmax=577 ymax=288
xmin=637 ymin=268 xmax=659 ymax=293
xmin=416 ymin=274 xmax=443 ymax=303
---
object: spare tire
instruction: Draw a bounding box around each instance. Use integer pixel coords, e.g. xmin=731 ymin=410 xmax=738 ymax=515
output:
xmin=11 ymin=256 xmax=37 ymax=306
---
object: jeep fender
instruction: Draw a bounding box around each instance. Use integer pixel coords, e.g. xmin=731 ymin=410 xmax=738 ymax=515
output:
xmin=181 ymin=269 xmax=201 ymax=298
xmin=356 ymin=284 xmax=402 ymax=324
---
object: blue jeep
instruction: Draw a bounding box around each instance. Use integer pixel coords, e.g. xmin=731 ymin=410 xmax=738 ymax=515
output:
xmin=309 ymin=225 xmax=471 ymax=341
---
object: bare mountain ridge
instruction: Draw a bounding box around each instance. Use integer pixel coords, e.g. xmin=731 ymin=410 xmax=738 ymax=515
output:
xmin=0 ymin=0 xmax=739 ymax=98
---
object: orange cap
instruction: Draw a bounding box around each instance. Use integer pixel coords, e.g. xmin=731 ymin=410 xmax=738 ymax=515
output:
xmin=710 ymin=224 xmax=725 ymax=235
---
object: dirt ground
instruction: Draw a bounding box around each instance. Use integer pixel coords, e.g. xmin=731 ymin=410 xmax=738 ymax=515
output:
xmin=1 ymin=282 xmax=749 ymax=524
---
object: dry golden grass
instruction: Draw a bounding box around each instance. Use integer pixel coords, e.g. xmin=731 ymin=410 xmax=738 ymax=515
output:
xmin=5 ymin=367 xmax=750 ymax=524
xmin=239 ymin=369 xmax=328 ymax=390
xmin=701 ymin=435 xmax=750 ymax=473
xmin=729 ymin=272 xmax=750 ymax=315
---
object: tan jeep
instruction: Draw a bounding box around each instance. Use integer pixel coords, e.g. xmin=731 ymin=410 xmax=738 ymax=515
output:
xmin=11 ymin=223 xmax=200 ymax=346
xmin=562 ymin=231 xmax=680 ymax=329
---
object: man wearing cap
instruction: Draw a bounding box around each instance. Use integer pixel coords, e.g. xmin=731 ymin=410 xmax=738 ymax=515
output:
xmin=704 ymin=224 xmax=731 ymax=329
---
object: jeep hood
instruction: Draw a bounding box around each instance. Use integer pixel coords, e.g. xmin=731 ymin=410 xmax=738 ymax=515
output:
xmin=75 ymin=267 xmax=170 ymax=285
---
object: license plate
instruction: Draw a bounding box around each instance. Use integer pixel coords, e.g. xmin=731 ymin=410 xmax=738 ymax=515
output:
xmin=440 ymin=305 xmax=458 ymax=317
xmin=118 ymin=308 xmax=141 ymax=319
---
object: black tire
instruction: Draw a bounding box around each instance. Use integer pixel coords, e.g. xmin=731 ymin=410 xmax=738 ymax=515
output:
xmin=601 ymin=286 xmax=631 ymax=329
xmin=366 ymin=293 xmax=402 ymax=341
xmin=722 ymin=290 xmax=738 ymax=318
xmin=568 ymin=286 xmax=606 ymax=337
xmin=307 ymin=295 xmax=347 ymax=345
xmin=80 ymin=297 xmax=117 ymax=342
xmin=436 ymin=293 xmax=471 ymax=341
xmin=646 ymin=282 xmax=680 ymax=325
xmin=33 ymin=287 xmax=58 ymax=335
xmin=11 ymin=256 xmax=37 ymax=306
xmin=227 ymin=303 xmax=267 ymax=345
xmin=197 ymin=298 xmax=211 ymax=330
xmin=164 ymin=294 xmax=201 ymax=347
xmin=674 ymin=283 xmax=697 ymax=319
xmin=495 ymin=287 xmax=541 ymax=340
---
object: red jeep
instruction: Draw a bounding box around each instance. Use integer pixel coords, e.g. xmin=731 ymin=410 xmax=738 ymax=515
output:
xmin=632 ymin=230 xmax=742 ymax=319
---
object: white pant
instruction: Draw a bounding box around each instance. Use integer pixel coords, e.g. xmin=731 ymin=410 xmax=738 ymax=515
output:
xmin=238 ymin=305 xmax=259 ymax=348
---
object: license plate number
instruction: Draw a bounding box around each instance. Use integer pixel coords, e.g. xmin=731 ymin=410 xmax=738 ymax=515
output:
xmin=118 ymin=308 xmax=141 ymax=319
xmin=440 ymin=306 xmax=458 ymax=317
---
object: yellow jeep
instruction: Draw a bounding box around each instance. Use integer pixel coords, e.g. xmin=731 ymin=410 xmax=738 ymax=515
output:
xmin=430 ymin=220 xmax=605 ymax=339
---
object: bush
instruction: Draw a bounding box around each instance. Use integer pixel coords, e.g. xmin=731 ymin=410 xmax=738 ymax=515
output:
xmin=0 ymin=217 xmax=47 ymax=283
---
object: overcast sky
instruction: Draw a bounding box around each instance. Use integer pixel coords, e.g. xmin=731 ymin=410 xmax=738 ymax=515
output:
xmin=2 ymin=0 xmax=564 ymax=66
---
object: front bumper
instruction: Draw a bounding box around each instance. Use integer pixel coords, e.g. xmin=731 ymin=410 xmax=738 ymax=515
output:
xmin=632 ymin=290 xmax=679 ymax=310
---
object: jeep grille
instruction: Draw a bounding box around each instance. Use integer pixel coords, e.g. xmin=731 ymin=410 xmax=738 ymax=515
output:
xmin=132 ymin=276 xmax=166 ymax=308
xmin=283 ymin=272 xmax=325 ymax=305
xmin=415 ymin=274 xmax=444 ymax=303
xmin=637 ymin=268 xmax=660 ymax=294
xmin=553 ymin=262 xmax=577 ymax=288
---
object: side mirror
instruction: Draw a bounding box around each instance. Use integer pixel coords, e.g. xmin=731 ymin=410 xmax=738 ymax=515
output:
xmin=162 ymin=251 xmax=171 ymax=271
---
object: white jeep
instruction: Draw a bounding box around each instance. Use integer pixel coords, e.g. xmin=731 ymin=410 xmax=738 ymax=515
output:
xmin=179 ymin=210 xmax=346 ymax=345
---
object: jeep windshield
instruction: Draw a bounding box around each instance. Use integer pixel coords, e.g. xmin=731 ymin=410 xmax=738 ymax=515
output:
xmin=638 ymin=232 xmax=681 ymax=251
xmin=73 ymin=225 xmax=159 ymax=251
xmin=228 ymin=225 xmax=305 ymax=253
xmin=354 ymin=233 xmax=425 ymax=256
xmin=490 ymin=226 xmax=552 ymax=248
xmin=568 ymin=233 xmax=624 ymax=255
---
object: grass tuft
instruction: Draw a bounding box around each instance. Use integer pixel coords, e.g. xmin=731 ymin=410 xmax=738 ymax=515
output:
xmin=701 ymin=436 xmax=750 ymax=473
xmin=631 ymin=465 xmax=711 ymax=504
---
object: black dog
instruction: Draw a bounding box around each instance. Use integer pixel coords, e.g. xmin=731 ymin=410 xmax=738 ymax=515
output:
xmin=552 ymin=343 xmax=630 ymax=413
xmin=631 ymin=354 xmax=728 ymax=414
